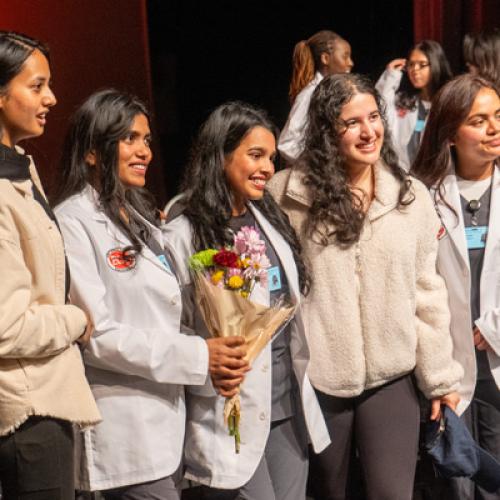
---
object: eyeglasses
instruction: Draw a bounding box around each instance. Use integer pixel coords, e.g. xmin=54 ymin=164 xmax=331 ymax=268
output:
xmin=405 ymin=61 xmax=430 ymax=71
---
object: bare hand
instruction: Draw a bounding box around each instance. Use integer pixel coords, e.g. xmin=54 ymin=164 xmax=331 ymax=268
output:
xmin=473 ymin=326 xmax=491 ymax=351
xmin=76 ymin=312 xmax=94 ymax=347
xmin=430 ymin=391 xmax=460 ymax=420
xmin=206 ymin=337 xmax=250 ymax=396
xmin=387 ymin=58 xmax=406 ymax=71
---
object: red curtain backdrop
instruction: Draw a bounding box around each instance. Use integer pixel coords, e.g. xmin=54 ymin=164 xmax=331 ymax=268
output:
xmin=1 ymin=0 xmax=167 ymax=203
xmin=413 ymin=0 xmax=500 ymax=73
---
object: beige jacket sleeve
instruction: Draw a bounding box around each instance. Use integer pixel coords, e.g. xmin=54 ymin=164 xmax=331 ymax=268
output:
xmin=413 ymin=184 xmax=463 ymax=398
xmin=0 ymin=235 xmax=86 ymax=358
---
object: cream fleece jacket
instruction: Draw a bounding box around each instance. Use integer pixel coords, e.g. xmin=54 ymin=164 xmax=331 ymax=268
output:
xmin=267 ymin=162 xmax=463 ymax=399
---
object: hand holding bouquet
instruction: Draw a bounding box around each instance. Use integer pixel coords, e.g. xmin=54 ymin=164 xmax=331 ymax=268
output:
xmin=189 ymin=226 xmax=296 ymax=452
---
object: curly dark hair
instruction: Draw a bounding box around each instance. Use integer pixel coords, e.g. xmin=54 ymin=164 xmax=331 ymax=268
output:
xmin=395 ymin=40 xmax=452 ymax=111
xmin=53 ymin=89 xmax=158 ymax=258
xmin=298 ymin=73 xmax=414 ymax=247
xmin=181 ymin=101 xmax=310 ymax=294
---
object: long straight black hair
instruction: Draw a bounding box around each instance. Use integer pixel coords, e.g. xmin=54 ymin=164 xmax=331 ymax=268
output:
xmin=53 ymin=89 xmax=157 ymax=256
xmin=181 ymin=101 xmax=310 ymax=294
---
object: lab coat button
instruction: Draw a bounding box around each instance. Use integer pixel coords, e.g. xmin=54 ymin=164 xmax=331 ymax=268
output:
xmin=259 ymin=412 xmax=266 ymax=421
xmin=170 ymin=298 xmax=177 ymax=306
xmin=261 ymin=364 xmax=268 ymax=372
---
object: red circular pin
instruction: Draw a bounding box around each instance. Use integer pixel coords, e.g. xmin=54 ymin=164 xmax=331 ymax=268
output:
xmin=106 ymin=248 xmax=136 ymax=271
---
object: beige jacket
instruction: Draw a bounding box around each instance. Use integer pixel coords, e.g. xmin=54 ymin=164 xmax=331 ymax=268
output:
xmin=0 ymin=158 xmax=100 ymax=436
xmin=267 ymin=162 xmax=463 ymax=399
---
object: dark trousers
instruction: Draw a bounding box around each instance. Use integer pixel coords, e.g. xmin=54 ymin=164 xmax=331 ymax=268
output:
xmin=310 ymin=374 xmax=420 ymax=500
xmin=0 ymin=416 xmax=75 ymax=500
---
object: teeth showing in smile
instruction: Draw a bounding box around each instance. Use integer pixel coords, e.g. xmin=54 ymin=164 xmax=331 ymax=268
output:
xmin=357 ymin=142 xmax=376 ymax=150
xmin=130 ymin=164 xmax=147 ymax=171
xmin=251 ymin=178 xmax=266 ymax=186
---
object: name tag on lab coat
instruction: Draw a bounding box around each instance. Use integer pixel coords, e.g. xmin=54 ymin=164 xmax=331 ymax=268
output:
xmin=157 ymin=254 xmax=172 ymax=271
xmin=267 ymin=266 xmax=282 ymax=292
xmin=465 ymin=226 xmax=487 ymax=250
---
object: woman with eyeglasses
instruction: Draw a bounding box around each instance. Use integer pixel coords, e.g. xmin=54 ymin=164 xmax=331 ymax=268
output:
xmin=278 ymin=30 xmax=353 ymax=164
xmin=376 ymin=40 xmax=452 ymax=171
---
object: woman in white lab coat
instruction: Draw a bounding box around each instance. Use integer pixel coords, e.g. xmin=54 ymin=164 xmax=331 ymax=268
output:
xmin=413 ymin=74 xmax=500 ymax=500
xmin=278 ymin=30 xmax=353 ymax=163
xmin=376 ymin=40 xmax=452 ymax=171
xmin=163 ymin=101 xmax=330 ymax=500
xmin=53 ymin=90 xmax=248 ymax=499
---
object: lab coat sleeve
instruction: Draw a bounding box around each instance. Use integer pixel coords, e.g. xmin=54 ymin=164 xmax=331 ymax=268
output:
xmin=413 ymin=187 xmax=464 ymax=399
xmin=278 ymin=87 xmax=314 ymax=162
xmin=475 ymin=312 xmax=500 ymax=356
xmin=57 ymin=212 xmax=209 ymax=385
xmin=0 ymin=221 xmax=86 ymax=359
xmin=375 ymin=69 xmax=402 ymax=139
xmin=163 ymin=221 xmax=218 ymax=397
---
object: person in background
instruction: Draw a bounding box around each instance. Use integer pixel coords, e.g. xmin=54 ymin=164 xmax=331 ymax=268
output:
xmin=412 ymin=74 xmax=500 ymax=500
xmin=278 ymin=30 xmax=353 ymax=163
xmin=268 ymin=73 xmax=463 ymax=500
xmin=53 ymin=89 xmax=247 ymax=500
xmin=0 ymin=31 xmax=100 ymax=500
xmin=163 ymin=101 xmax=330 ymax=500
xmin=376 ymin=40 xmax=452 ymax=171
xmin=463 ymin=28 xmax=500 ymax=87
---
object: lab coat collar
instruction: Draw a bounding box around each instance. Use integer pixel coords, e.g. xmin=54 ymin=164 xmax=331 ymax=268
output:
xmin=436 ymin=162 xmax=500 ymax=270
xmin=81 ymin=184 xmax=172 ymax=275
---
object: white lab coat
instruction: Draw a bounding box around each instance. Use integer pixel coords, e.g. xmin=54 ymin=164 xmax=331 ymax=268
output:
xmin=434 ymin=165 xmax=500 ymax=415
xmin=376 ymin=68 xmax=418 ymax=172
xmin=163 ymin=203 xmax=331 ymax=489
xmin=55 ymin=186 xmax=209 ymax=491
xmin=278 ymin=72 xmax=324 ymax=163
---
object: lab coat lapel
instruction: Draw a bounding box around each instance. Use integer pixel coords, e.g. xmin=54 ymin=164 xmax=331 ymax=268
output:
xmin=249 ymin=204 xmax=300 ymax=303
xmin=437 ymin=174 xmax=470 ymax=271
xmin=483 ymin=164 xmax=500 ymax=273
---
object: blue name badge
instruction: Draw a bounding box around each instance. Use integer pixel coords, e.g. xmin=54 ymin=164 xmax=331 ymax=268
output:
xmin=465 ymin=226 xmax=487 ymax=250
xmin=415 ymin=119 xmax=426 ymax=133
xmin=267 ymin=266 xmax=282 ymax=292
xmin=157 ymin=254 xmax=172 ymax=271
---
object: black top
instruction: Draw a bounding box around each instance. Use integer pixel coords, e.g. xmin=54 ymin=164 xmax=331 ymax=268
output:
xmin=229 ymin=210 xmax=297 ymax=422
xmin=460 ymin=187 xmax=492 ymax=381
xmin=407 ymin=99 xmax=429 ymax=166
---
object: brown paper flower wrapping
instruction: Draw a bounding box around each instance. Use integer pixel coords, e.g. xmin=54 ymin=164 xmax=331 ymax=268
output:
xmin=193 ymin=273 xmax=296 ymax=451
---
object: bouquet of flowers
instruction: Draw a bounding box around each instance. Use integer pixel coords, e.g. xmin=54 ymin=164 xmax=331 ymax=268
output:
xmin=189 ymin=225 xmax=296 ymax=453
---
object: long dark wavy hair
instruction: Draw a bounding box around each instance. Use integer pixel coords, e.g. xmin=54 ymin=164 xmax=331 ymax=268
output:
xmin=299 ymin=73 xmax=414 ymax=247
xmin=412 ymin=74 xmax=499 ymax=209
xmin=395 ymin=40 xmax=452 ymax=111
xmin=53 ymin=89 xmax=158 ymax=257
xmin=181 ymin=101 xmax=310 ymax=294
xmin=0 ymin=31 xmax=50 ymax=142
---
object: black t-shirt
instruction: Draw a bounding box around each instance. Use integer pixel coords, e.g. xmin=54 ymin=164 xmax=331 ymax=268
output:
xmin=460 ymin=188 xmax=492 ymax=381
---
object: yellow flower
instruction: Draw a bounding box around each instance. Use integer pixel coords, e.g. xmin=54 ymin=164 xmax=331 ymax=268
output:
xmin=238 ymin=257 xmax=250 ymax=269
xmin=228 ymin=275 xmax=244 ymax=289
xmin=211 ymin=270 xmax=225 ymax=285
xmin=240 ymin=290 xmax=249 ymax=298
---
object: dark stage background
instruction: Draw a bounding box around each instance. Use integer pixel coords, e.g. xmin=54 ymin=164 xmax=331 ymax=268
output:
xmin=148 ymin=0 xmax=414 ymax=201
xmin=2 ymin=0 xmax=499 ymax=205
